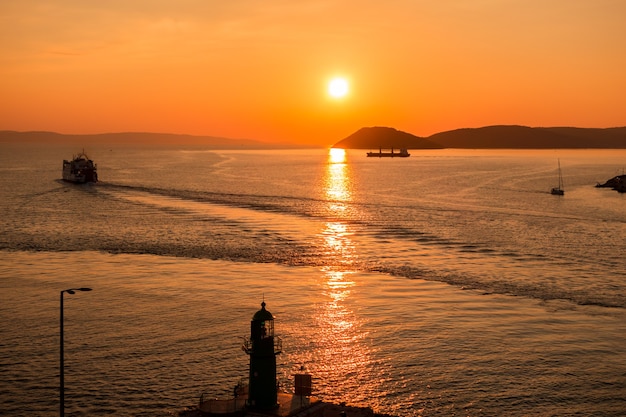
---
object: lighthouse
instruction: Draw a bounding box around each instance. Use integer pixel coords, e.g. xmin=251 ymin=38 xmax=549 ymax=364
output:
xmin=242 ymin=301 xmax=282 ymax=410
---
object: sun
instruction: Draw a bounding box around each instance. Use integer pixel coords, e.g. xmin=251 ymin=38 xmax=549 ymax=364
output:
xmin=328 ymin=77 xmax=349 ymax=98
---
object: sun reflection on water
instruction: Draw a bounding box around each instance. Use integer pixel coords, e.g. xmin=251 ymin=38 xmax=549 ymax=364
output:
xmin=313 ymin=266 xmax=370 ymax=391
xmin=301 ymin=149 xmax=377 ymax=405
xmin=325 ymin=149 xmax=351 ymax=203
xmin=321 ymin=149 xmax=357 ymax=266
xmin=282 ymin=149 xmax=377 ymax=404
xmin=329 ymin=147 xmax=346 ymax=163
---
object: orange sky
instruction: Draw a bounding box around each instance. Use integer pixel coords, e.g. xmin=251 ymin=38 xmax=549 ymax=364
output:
xmin=1 ymin=1 xmax=625 ymax=147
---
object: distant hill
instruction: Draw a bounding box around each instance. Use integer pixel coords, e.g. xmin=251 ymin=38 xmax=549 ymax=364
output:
xmin=0 ymin=131 xmax=298 ymax=149
xmin=428 ymin=125 xmax=626 ymax=148
xmin=334 ymin=127 xmax=442 ymax=149
xmin=334 ymin=125 xmax=626 ymax=149
xmin=3 ymin=125 xmax=626 ymax=149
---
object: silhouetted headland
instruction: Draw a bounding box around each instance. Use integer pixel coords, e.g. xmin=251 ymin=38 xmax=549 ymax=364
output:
xmin=334 ymin=125 xmax=626 ymax=149
xmin=596 ymin=174 xmax=626 ymax=192
xmin=338 ymin=127 xmax=443 ymax=150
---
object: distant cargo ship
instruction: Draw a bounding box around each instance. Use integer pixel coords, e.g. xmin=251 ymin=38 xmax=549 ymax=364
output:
xmin=366 ymin=148 xmax=410 ymax=157
xmin=62 ymin=151 xmax=98 ymax=183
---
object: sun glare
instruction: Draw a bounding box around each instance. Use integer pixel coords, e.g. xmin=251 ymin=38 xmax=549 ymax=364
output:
xmin=329 ymin=148 xmax=346 ymax=163
xmin=328 ymin=77 xmax=349 ymax=98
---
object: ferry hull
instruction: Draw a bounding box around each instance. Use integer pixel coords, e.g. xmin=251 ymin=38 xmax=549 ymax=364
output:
xmin=62 ymin=152 xmax=98 ymax=183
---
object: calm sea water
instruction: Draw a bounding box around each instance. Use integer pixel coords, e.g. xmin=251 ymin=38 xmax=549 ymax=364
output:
xmin=1 ymin=143 xmax=625 ymax=416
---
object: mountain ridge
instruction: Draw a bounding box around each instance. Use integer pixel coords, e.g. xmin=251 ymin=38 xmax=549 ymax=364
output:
xmin=2 ymin=125 xmax=626 ymax=149
xmin=0 ymin=130 xmax=303 ymax=149
xmin=334 ymin=125 xmax=626 ymax=149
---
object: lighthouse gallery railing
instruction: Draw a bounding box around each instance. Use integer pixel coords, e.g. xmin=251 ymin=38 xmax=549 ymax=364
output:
xmin=242 ymin=336 xmax=282 ymax=354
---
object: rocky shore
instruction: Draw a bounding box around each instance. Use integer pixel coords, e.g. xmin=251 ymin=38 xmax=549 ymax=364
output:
xmin=177 ymin=401 xmax=397 ymax=417
xmin=595 ymin=174 xmax=626 ymax=192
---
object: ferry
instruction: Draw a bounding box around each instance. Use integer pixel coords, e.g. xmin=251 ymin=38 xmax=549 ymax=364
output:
xmin=63 ymin=151 xmax=98 ymax=183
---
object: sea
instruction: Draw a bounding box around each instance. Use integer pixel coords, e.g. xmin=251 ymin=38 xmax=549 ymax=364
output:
xmin=1 ymin=143 xmax=625 ymax=417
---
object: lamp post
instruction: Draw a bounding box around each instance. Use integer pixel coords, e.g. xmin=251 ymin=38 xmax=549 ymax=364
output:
xmin=60 ymin=287 xmax=92 ymax=417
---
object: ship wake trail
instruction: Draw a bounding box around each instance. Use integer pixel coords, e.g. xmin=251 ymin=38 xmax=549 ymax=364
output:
xmin=10 ymin=181 xmax=625 ymax=312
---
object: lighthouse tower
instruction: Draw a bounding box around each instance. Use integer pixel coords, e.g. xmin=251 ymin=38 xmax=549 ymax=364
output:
xmin=242 ymin=301 xmax=282 ymax=410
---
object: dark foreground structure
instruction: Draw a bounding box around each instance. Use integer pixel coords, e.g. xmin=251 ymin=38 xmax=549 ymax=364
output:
xmin=179 ymin=403 xmax=391 ymax=417
xmin=179 ymin=302 xmax=395 ymax=417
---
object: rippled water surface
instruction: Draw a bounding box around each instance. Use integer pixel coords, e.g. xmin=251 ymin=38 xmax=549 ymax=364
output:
xmin=1 ymin=144 xmax=625 ymax=416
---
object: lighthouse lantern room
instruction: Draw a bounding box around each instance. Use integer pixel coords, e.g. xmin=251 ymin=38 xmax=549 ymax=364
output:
xmin=242 ymin=301 xmax=282 ymax=410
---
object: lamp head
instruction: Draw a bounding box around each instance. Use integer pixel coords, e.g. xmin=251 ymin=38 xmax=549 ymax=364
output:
xmin=63 ymin=288 xmax=93 ymax=295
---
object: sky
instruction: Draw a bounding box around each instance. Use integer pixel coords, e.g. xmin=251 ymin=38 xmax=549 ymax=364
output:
xmin=1 ymin=0 xmax=625 ymax=147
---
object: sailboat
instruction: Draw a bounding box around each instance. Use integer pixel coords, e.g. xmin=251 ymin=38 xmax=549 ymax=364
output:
xmin=551 ymin=159 xmax=564 ymax=195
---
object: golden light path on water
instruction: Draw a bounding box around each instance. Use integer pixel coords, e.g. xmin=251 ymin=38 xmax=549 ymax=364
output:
xmin=305 ymin=148 xmax=378 ymax=404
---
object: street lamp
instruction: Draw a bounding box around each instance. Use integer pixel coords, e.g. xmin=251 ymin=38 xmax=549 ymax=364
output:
xmin=60 ymin=288 xmax=92 ymax=417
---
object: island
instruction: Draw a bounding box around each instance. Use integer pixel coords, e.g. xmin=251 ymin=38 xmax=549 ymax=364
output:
xmin=333 ymin=125 xmax=626 ymax=150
